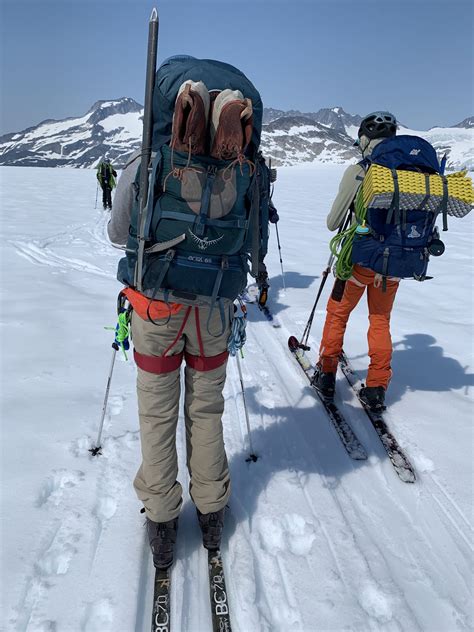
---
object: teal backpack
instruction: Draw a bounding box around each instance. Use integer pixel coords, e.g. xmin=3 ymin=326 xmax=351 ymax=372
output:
xmin=117 ymin=56 xmax=271 ymax=321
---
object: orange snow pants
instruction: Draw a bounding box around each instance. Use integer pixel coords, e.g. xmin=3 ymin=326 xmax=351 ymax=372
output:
xmin=318 ymin=265 xmax=399 ymax=389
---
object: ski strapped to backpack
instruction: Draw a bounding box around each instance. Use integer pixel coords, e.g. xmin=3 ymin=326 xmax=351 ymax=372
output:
xmin=118 ymin=56 xmax=272 ymax=331
xmin=329 ymin=135 xmax=474 ymax=288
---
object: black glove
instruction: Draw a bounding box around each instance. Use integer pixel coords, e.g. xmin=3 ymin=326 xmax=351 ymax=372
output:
xmin=256 ymin=271 xmax=269 ymax=306
xmin=269 ymin=200 xmax=279 ymax=224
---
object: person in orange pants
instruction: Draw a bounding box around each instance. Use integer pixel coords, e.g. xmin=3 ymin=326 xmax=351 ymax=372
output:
xmin=313 ymin=111 xmax=399 ymax=411
xmin=316 ymin=265 xmax=399 ymax=407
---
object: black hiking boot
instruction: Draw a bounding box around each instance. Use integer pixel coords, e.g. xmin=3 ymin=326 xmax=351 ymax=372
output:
xmin=146 ymin=517 xmax=178 ymax=570
xmin=311 ymin=368 xmax=336 ymax=400
xmin=359 ymin=386 xmax=386 ymax=412
xmin=197 ymin=507 xmax=226 ymax=551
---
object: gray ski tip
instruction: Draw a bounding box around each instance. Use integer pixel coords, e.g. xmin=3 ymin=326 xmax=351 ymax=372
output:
xmin=150 ymin=7 xmax=158 ymax=21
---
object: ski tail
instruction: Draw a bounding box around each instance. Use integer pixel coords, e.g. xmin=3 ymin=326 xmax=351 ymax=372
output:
xmin=151 ymin=567 xmax=171 ymax=632
xmin=208 ymin=549 xmax=232 ymax=631
xmin=339 ymin=351 xmax=416 ymax=483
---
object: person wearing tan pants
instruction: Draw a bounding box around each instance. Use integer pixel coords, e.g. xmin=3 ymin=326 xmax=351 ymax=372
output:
xmin=131 ymin=304 xmax=231 ymax=523
xmin=126 ymin=296 xmax=233 ymax=569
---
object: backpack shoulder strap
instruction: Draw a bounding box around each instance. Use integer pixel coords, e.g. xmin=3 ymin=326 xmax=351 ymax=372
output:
xmin=249 ymin=170 xmax=261 ymax=277
xmin=357 ymin=157 xmax=371 ymax=172
xmin=248 ymin=156 xmax=271 ymax=277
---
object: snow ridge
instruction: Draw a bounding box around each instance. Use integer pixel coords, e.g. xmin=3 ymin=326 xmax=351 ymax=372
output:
xmin=1 ymin=100 xmax=472 ymax=169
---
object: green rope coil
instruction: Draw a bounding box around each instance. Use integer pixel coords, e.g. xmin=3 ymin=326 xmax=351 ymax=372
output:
xmin=105 ymin=309 xmax=131 ymax=360
xmin=116 ymin=311 xmax=131 ymax=344
xmin=329 ymin=189 xmax=367 ymax=281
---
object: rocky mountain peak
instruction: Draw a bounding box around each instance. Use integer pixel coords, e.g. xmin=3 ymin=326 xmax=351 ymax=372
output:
xmin=452 ymin=116 xmax=474 ymax=129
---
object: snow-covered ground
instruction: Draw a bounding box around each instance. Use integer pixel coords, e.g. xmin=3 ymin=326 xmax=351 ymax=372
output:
xmin=1 ymin=165 xmax=473 ymax=632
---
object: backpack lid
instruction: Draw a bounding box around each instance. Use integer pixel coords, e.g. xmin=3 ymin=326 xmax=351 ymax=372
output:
xmin=369 ymin=135 xmax=441 ymax=173
xmin=151 ymin=55 xmax=263 ymax=156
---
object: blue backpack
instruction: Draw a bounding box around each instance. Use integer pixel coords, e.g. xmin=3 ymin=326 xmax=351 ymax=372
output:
xmin=351 ymin=135 xmax=448 ymax=283
xmin=117 ymin=56 xmax=271 ymax=317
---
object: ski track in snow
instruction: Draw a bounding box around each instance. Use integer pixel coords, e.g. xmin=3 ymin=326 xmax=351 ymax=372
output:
xmin=8 ymin=382 xmax=141 ymax=632
xmin=10 ymin=214 xmax=116 ymax=280
xmin=225 ymin=301 xmax=472 ymax=632
xmin=3 ymin=166 xmax=473 ymax=632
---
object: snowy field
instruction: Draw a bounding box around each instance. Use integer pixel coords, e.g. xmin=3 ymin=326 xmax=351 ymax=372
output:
xmin=1 ymin=165 xmax=473 ymax=632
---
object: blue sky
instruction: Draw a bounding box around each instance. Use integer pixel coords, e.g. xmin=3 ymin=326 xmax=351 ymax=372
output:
xmin=1 ymin=0 xmax=473 ymax=134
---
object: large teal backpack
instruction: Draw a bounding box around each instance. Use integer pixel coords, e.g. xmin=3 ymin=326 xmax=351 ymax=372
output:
xmin=117 ymin=56 xmax=271 ymax=319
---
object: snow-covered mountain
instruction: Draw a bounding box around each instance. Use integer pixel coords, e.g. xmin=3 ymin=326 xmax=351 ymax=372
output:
xmin=452 ymin=116 xmax=474 ymax=129
xmin=1 ymin=98 xmax=472 ymax=170
xmin=262 ymin=115 xmax=358 ymax=166
xmin=0 ymin=98 xmax=143 ymax=169
xmin=262 ymin=106 xmax=361 ymax=133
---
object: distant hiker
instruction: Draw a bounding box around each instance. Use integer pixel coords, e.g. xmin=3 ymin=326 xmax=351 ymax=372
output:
xmin=108 ymin=56 xmax=272 ymax=570
xmin=96 ymin=159 xmax=117 ymax=210
xmin=312 ymin=110 xmax=473 ymax=412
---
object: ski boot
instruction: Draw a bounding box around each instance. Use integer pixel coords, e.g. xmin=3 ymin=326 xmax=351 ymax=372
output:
xmin=311 ymin=368 xmax=336 ymax=400
xmin=359 ymin=386 xmax=386 ymax=412
xmin=210 ymin=90 xmax=253 ymax=160
xmin=197 ymin=507 xmax=226 ymax=551
xmin=171 ymin=80 xmax=209 ymax=155
xmin=146 ymin=517 xmax=178 ymax=570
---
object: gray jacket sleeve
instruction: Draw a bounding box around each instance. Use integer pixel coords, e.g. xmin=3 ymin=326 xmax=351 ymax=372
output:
xmin=107 ymin=153 xmax=141 ymax=247
xmin=326 ymin=164 xmax=365 ymax=231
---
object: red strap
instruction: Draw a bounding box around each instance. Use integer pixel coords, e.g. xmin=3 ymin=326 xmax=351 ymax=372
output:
xmin=184 ymin=350 xmax=229 ymax=372
xmin=162 ymin=306 xmax=192 ymax=357
xmin=194 ymin=307 xmax=205 ymax=357
xmin=134 ymin=349 xmax=184 ymax=374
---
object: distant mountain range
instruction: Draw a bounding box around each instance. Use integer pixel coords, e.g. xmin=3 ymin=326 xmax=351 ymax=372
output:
xmin=1 ymin=98 xmax=472 ymax=170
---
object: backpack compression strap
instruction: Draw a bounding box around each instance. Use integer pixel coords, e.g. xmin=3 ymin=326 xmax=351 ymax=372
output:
xmin=135 ymin=151 xmax=160 ymax=290
xmin=250 ymin=170 xmax=261 ymax=277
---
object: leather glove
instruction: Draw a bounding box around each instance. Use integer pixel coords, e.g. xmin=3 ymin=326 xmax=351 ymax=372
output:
xmin=269 ymin=200 xmax=279 ymax=224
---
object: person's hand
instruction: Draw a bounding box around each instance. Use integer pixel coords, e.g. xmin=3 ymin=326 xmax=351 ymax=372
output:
xmin=269 ymin=201 xmax=279 ymax=224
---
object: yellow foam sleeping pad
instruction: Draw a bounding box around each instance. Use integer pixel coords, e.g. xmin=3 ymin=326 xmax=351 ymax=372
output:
xmin=362 ymin=164 xmax=474 ymax=218
xmin=330 ymin=165 xmax=474 ymax=282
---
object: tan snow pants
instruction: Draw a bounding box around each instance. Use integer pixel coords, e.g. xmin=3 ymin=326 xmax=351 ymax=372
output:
xmin=131 ymin=305 xmax=232 ymax=523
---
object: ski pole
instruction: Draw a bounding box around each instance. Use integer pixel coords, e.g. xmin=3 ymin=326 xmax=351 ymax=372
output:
xmin=235 ymin=354 xmax=258 ymax=463
xmin=90 ymin=300 xmax=131 ymax=456
xmin=135 ymin=8 xmax=159 ymax=291
xmin=268 ymin=158 xmax=285 ymax=290
xmin=94 ymin=182 xmax=99 ymax=209
xmin=89 ymin=342 xmax=119 ymax=456
xmin=275 ymin=222 xmax=286 ymax=292
xmin=299 ymin=209 xmax=352 ymax=349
